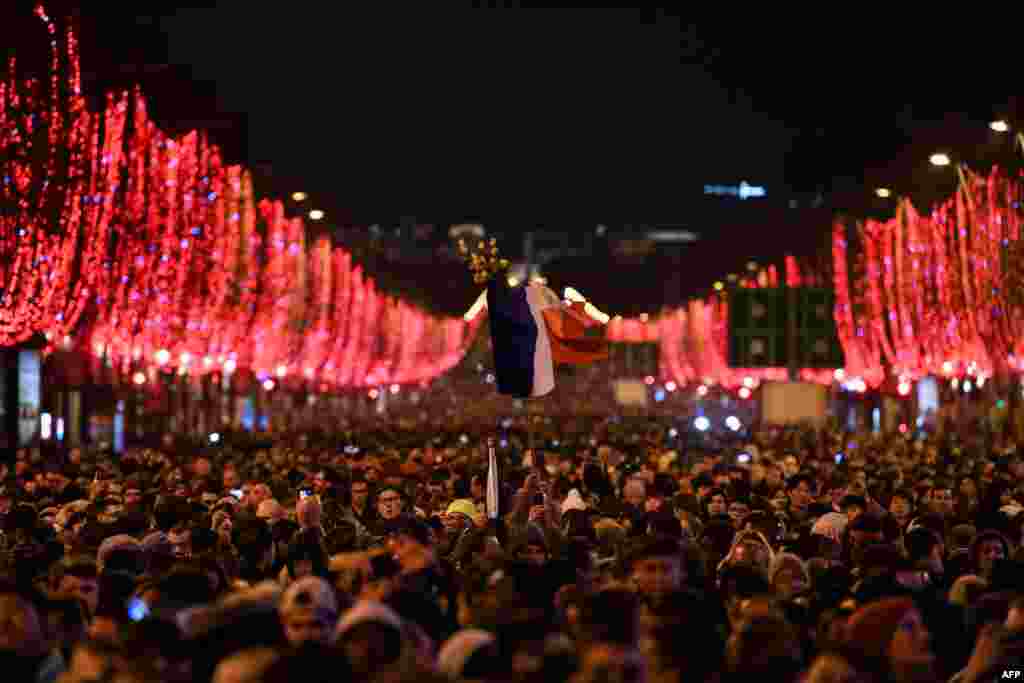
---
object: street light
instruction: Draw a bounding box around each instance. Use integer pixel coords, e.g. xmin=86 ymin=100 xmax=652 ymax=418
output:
xmin=991 ymin=120 xmax=1010 ymax=133
xmin=308 ymin=209 xmax=325 ymax=221
xmin=930 ymin=153 xmax=951 ymax=167
xmin=875 ymin=188 xmax=892 ymax=198
xmin=292 ymin=191 xmax=308 ymax=202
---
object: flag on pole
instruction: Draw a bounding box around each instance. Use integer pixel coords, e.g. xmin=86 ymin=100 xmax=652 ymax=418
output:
xmin=486 ymin=279 xmax=559 ymax=398
xmin=486 ymin=440 xmax=500 ymax=520
xmin=483 ymin=279 xmax=608 ymax=399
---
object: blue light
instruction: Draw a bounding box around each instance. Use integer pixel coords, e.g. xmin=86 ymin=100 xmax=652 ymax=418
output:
xmin=654 ymin=389 xmax=666 ymax=402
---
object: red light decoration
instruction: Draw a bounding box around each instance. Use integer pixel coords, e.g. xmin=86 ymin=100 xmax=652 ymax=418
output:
xmin=9 ymin=5 xmax=1024 ymax=398
xmin=1 ymin=6 xmax=482 ymax=391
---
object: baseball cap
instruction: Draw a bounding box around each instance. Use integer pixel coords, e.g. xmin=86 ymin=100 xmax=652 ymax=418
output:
xmin=446 ymin=500 xmax=478 ymax=520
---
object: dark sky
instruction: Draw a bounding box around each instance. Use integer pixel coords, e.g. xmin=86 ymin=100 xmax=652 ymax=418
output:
xmin=33 ymin=4 xmax=1013 ymax=226
xmin=4 ymin=4 xmax=1020 ymax=313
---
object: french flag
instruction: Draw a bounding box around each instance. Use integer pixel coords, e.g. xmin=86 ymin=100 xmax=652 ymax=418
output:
xmin=483 ymin=278 xmax=607 ymax=399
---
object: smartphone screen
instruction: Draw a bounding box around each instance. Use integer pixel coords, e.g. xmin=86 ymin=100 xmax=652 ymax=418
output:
xmin=127 ymin=598 xmax=150 ymax=622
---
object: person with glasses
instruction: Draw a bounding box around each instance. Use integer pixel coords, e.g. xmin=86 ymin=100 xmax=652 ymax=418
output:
xmin=370 ymin=484 xmax=410 ymax=541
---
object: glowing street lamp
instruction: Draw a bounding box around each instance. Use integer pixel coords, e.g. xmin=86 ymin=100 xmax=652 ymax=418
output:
xmin=991 ymin=120 xmax=1010 ymax=133
xmin=292 ymin=191 xmax=308 ymax=202
xmin=875 ymin=188 xmax=892 ymax=198
xmin=308 ymin=209 xmax=325 ymax=221
xmin=930 ymin=153 xmax=951 ymax=167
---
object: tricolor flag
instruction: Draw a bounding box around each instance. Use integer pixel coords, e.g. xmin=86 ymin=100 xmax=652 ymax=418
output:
xmin=475 ymin=278 xmax=609 ymax=399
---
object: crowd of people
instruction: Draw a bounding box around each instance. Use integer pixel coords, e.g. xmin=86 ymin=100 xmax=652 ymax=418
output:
xmin=2 ymin=413 xmax=1024 ymax=682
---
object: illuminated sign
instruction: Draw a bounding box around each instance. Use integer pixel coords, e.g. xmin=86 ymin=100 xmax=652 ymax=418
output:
xmin=704 ymin=181 xmax=766 ymax=200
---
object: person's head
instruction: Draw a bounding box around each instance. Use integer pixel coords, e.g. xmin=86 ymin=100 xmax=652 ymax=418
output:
xmin=779 ymin=454 xmax=799 ymax=478
xmin=222 ymin=467 xmax=241 ymax=491
xmin=168 ymin=523 xmax=193 ymax=560
xmin=444 ymin=499 xmax=477 ymax=535
xmin=847 ymin=514 xmax=884 ymax=561
xmin=243 ymin=482 xmax=271 ymax=509
xmin=889 ymin=489 xmax=913 ymax=520
xmin=287 ymin=531 xmax=329 ymax=580
xmin=296 ymin=496 xmax=322 ymax=530
xmin=947 ymin=575 xmax=988 ymax=608
xmin=279 ymin=577 xmax=339 ymax=647
xmin=578 ymin=589 xmax=641 ymax=650
xmin=926 ymin=483 xmax=954 ymax=517
xmin=335 ymin=602 xmax=405 ymax=677
xmin=786 ymin=474 xmax=814 ymax=510
xmin=193 ymin=456 xmax=212 ymax=478
xmin=803 ymin=653 xmax=858 ymax=683
xmin=959 ymin=476 xmax=978 ymax=499
xmin=376 ymin=485 xmax=405 ymax=521
xmin=839 ymin=495 xmax=867 ymax=523
xmin=51 ymin=556 xmax=100 ymax=617
xmin=437 ymin=629 xmax=499 ymax=681
xmin=386 ymin=520 xmax=435 ymax=572
xmin=726 ymin=612 xmax=804 ymax=680
xmin=903 ymin=527 xmax=944 ymax=575
xmin=770 ymin=553 xmax=809 ymax=600
xmin=972 ymin=530 xmax=1009 ymax=578
xmin=350 ymin=472 xmax=370 ymax=508
xmin=843 ymin=597 xmax=932 ymax=677
xmin=513 ymin=525 xmax=548 ymax=567
xmin=0 ymin=579 xmax=44 ymax=654
xmin=629 ymin=535 xmax=684 ymax=597
xmin=425 ymin=470 xmax=448 ymax=501
xmin=212 ymin=647 xmax=279 ymax=683
xmin=470 ymin=473 xmax=485 ymax=501
xmin=623 ymin=477 xmax=647 ymax=508
xmin=705 ymin=488 xmax=729 ymax=518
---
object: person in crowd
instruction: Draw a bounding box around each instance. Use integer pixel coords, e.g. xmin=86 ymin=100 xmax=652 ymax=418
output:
xmin=3 ymin=417 xmax=1024 ymax=683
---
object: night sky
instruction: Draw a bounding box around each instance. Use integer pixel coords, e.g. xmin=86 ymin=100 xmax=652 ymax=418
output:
xmin=3 ymin=4 xmax=1021 ymax=313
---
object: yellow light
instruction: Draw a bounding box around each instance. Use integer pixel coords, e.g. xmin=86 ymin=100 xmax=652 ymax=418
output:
xmin=991 ymin=120 xmax=1010 ymax=133
xmin=875 ymin=188 xmax=891 ymax=198
xmin=308 ymin=209 xmax=325 ymax=221
xmin=132 ymin=371 xmax=147 ymax=386
xmin=463 ymin=290 xmax=488 ymax=321
xmin=930 ymin=153 xmax=951 ymax=167
xmin=564 ymin=287 xmax=586 ymax=302
xmin=583 ymin=302 xmax=610 ymax=324
xmin=507 ymin=277 xmax=520 ymax=287
xmin=291 ymin=191 xmax=308 ymax=202
xmin=713 ymin=281 xmax=724 ymax=291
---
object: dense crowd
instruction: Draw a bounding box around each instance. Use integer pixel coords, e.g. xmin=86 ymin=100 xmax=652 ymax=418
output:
xmin=2 ymin=415 xmax=1024 ymax=682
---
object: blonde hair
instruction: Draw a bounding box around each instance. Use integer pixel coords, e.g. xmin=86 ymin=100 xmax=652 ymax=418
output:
xmin=804 ymin=653 xmax=857 ymax=683
xmin=948 ymin=574 xmax=988 ymax=608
